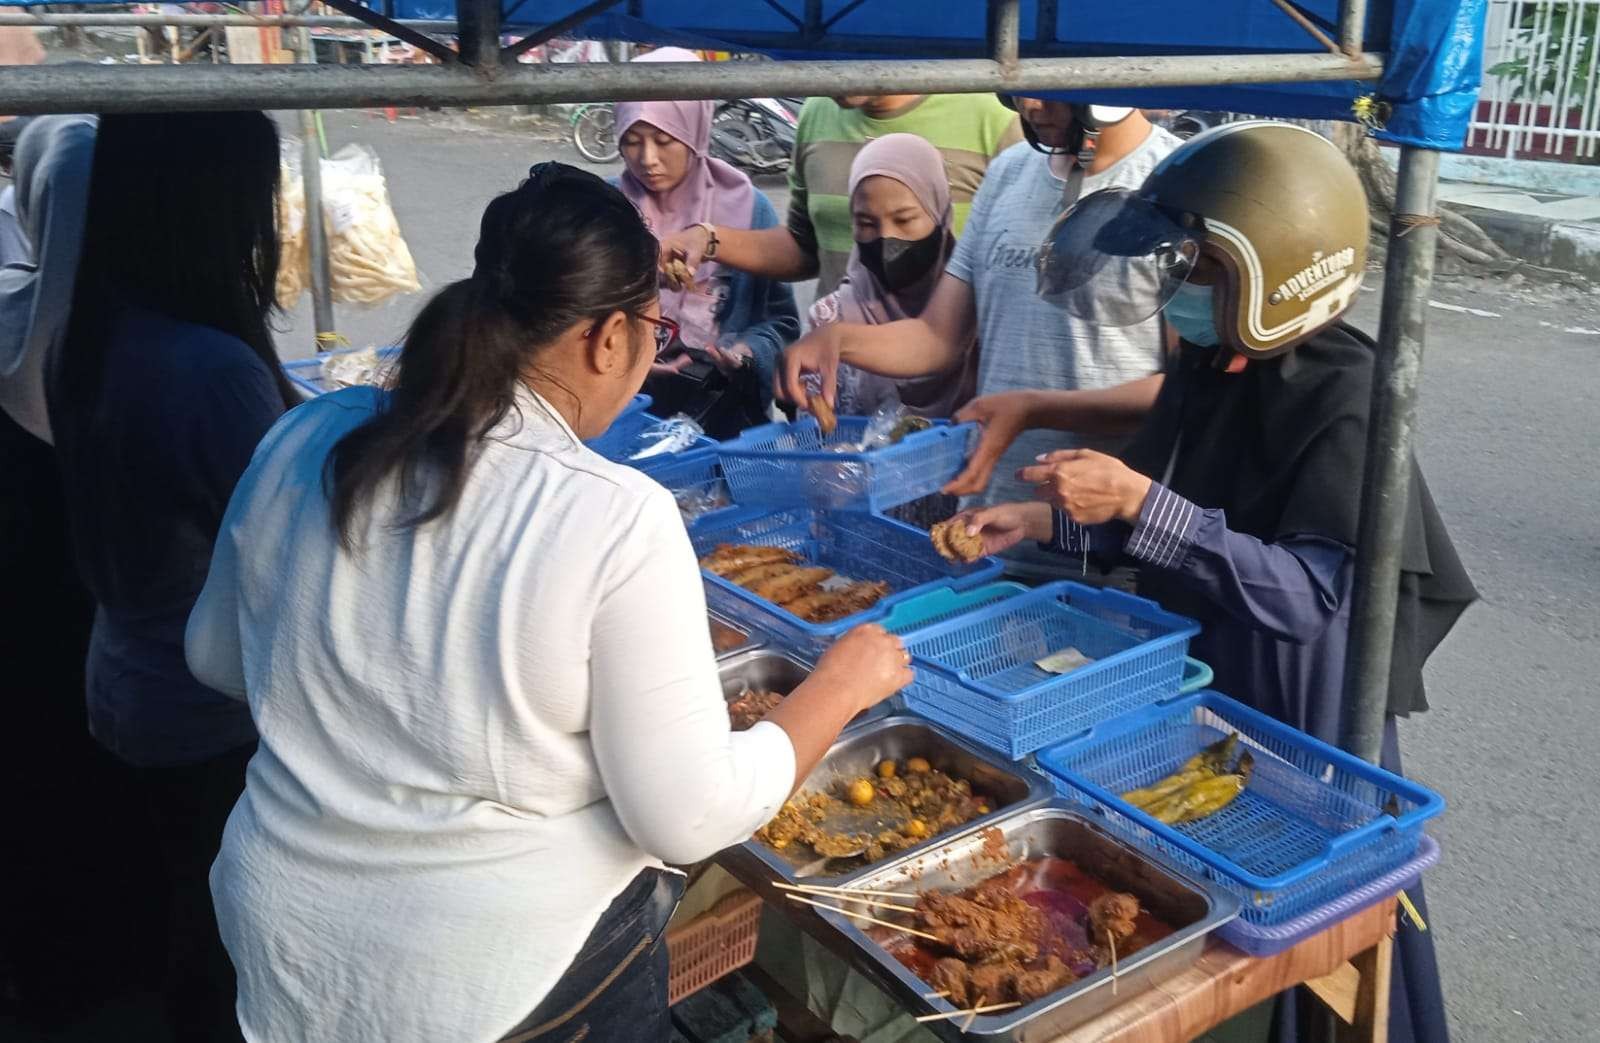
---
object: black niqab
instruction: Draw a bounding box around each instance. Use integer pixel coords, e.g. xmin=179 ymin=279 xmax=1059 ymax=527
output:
xmin=1120 ymin=323 xmax=1477 ymax=716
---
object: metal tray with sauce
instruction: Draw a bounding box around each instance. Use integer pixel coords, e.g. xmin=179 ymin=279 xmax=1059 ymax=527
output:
xmin=815 ymin=802 xmax=1240 ymax=1041
xmin=733 ymin=716 xmax=1053 ymax=887
xmin=708 ymin=611 xmax=764 ymax=659
xmin=717 ymin=649 xmax=891 ymax=733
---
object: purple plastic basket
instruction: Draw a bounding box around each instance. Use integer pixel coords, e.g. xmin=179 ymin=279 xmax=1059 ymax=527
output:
xmin=1221 ymin=835 xmax=1440 ymax=956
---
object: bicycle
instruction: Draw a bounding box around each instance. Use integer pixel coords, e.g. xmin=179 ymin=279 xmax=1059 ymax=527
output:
xmin=570 ymin=102 xmax=619 ymax=164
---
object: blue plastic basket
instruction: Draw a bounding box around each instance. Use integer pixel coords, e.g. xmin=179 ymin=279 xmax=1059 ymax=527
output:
xmin=637 ymin=447 xmax=736 ymax=522
xmin=281 ymin=345 xmax=399 ymax=399
xmin=716 ymin=416 xmax=976 ymax=512
xmin=689 ymin=507 xmax=1003 ymax=654
xmin=580 ymin=395 xmax=659 ymax=460
xmin=1035 ymin=690 xmax=1445 ymax=927
xmin=900 ymin=581 xmax=1199 ymax=758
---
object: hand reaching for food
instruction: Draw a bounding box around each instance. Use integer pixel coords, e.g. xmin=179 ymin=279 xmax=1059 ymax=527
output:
xmin=812 ymin=623 xmax=914 ymax=714
xmin=937 ymin=503 xmax=1053 ymax=558
xmin=1017 ymin=449 xmax=1152 ymax=526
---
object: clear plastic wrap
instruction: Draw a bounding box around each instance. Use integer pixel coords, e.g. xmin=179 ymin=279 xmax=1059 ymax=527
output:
xmin=277 ymin=142 xmax=422 ymax=309
xmin=627 ymin=414 xmax=706 ymax=461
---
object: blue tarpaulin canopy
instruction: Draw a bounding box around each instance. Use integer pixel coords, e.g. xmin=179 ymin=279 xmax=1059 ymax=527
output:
xmin=385 ymin=0 xmax=1489 ymax=149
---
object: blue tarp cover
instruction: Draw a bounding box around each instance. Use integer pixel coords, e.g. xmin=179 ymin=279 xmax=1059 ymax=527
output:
xmin=32 ymin=0 xmax=1488 ymax=147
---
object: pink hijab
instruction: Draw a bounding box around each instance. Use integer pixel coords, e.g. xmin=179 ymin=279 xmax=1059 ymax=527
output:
xmin=835 ymin=134 xmax=977 ymax=418
xmin=615 ymin=47 xmax=755 ymax=348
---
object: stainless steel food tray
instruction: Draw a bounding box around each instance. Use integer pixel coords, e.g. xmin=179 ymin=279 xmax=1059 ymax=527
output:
xmin=717 ymin=648 xmax=891 ymax=733
xmin=816 ymin=801 xmax=1240 ymax=1041
xmin=709 ymin=609 xmax=765 ymax=660
xmin=734 ymin=715 xmax=1054 ymax=888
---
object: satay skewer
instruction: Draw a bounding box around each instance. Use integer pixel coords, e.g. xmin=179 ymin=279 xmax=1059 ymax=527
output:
xmin=1109 ymin=933 xmax=1119 ymax=996
xmin=772 ymin=881 xmax=918 ymax=900
xmin=913 ymin=1001 xmax=1021 ymax=1023
xmin=783 ymin=894 xmax=942 ymax=943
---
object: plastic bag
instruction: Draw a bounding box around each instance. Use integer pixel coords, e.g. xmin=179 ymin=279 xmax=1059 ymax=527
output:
xmin=277 ymin=142 xmax=422 ymax=309
xmin=627 ymin=414 xmax=705 ymax=461
xmin=319 ymin=347 xmax=396 ymax=391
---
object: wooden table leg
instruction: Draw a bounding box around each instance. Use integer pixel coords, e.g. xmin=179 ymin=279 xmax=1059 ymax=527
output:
xmin=1335 ymin=933 xmax=1393 ymax=1043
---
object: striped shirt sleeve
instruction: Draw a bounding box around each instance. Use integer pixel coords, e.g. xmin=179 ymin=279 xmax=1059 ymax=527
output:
xmin=1125 ymin=482 xmax=1201 ymax=569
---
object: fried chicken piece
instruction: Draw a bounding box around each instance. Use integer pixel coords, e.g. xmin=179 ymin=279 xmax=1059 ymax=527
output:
xmin=930 ymin=518 xmax=985 ymax=564
xmin=1088 ymin=891 xmax=1140 ymax=948
xmin=699 ymin=544 xmax=796 ymax=576
xmin=727 ymin=688 xmax=783 ymax=730
xmin=917 ymin=891 xmax=1042 ymax=963
xmin=749 ymin=566 xmax=833 ymax=604
xmin=1013 ymin=955 xmax=1075 ymax=1003
xmin=663 ymin=257 xmax=696 ymax=291
xmin=782 ymin=580 xmax=890 ymax=622
xmin=808 ymin=393 xmax=837 ymax=437
xmin=966 ymin=963 xmax=1015 ymax=1005
xmin=727 ymin=561 xmax=801 ymax=588
xmin=930 ymin=957 xmax=972 ymax=1008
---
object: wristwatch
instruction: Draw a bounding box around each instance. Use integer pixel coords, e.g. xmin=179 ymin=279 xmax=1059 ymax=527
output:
xmin=696 ymin=221 xmax=720 ymax=260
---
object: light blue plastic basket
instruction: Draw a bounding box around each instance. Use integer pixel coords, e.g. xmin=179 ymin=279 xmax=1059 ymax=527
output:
xmin=689 ymin=506 xmax=1002 ymax=655
xmin=901 ymin=581 xmax=1199 ymax=759
xmin=1036 ymin=690 xmax=1445 ymax=927
xmin=637 ymin=447 xmax=736 ymax=522
xmin=580 ymin=395 xmax=663 ymax=460
xmin=716 ymin=416 xmax=976 ymax=512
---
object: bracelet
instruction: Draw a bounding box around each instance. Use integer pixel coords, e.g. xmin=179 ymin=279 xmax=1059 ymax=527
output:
xmin=696 ymin=221 xmax=720 ymax=260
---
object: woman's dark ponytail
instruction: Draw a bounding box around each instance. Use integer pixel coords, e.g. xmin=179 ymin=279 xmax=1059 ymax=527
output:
xmin=325 ymin=163 xmax=658 ymax=547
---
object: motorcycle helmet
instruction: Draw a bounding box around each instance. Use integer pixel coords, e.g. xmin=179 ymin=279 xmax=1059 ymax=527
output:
xmin=996 ymin=96 xmax=1135 ymax=158
xmin=1035 ymin=120 xmax=1370 ymax=358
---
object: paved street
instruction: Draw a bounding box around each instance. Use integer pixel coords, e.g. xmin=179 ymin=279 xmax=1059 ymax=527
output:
xmin=292 ymin=109 xmax=1599 ymax=1042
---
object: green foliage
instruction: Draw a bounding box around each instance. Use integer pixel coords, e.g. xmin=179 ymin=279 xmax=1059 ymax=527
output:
xmin=1487 ymin=3 xmax=1598 ymax=104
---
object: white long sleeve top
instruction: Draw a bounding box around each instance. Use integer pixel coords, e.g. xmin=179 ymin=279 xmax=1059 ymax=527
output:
xmin=187 ymin=385 xmax=796 ymax=1043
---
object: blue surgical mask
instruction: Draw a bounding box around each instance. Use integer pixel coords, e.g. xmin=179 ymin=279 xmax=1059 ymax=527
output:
xmin=1163 ymin=282 xmax=1220 ymax=347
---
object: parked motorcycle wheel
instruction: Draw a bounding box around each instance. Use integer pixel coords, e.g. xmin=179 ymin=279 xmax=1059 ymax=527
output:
xmin=572 ymin=103 xmax=620 ymax=164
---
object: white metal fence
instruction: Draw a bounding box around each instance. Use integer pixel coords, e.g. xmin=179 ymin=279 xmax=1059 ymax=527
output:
xmin=1471 ymin=0 xmax=1600 ymax=160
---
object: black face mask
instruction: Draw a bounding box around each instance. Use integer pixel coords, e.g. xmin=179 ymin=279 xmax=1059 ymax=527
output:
xmin=857 ymin=228 xmax=945 ymax=292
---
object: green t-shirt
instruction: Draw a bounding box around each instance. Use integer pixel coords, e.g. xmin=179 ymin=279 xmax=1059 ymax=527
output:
xmin=787 ymin=94 xmax=1024 ymax=295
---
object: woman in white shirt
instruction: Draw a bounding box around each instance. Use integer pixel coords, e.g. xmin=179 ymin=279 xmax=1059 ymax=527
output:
xmin=186 ymin=163 xmax=912 ymax=1043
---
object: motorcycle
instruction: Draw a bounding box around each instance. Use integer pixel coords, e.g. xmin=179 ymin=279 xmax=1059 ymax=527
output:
xmin=1153 ymin=109 xmax=1230 ymax=140
xmin=571 ymin=96 xmax=799 ymax=173
xmin=709 ymin=96 xmax=798 ymax=174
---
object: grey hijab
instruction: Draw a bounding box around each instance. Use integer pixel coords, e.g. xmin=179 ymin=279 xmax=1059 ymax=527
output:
xmin=0 ymin=115 xmax=96 ymax=444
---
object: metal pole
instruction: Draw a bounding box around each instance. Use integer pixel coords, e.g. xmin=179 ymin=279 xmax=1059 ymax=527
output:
xmin=990 ymin=0 xmax=1020 ymax=69
xmin=455 ymin=0 xmax=502 ymax=71
xmin=0 ymin=50 xmax=1384 ymax=114
xmin=1339 ymin=0 xmax=1367 ymax=58
xmin=0 ymin=13 xmax=459 ymax=30
xmin=294 ymin=18 xmax=336 ymax=345
xmin=1339 ymin=146 xmax=1442 ymax=764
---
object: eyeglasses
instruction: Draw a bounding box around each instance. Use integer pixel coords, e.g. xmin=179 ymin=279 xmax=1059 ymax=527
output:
xmin=585 ymin=312 xmax=681 ymax=355
xmin=634 ymin=313 xmax=681 ymax=355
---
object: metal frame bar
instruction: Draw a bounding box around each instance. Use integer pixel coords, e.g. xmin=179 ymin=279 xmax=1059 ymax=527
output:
xmin=502 ymin=0 xmax=624 ymax=61
xmin=291 ymin=4 xmax=336 ymax=341
xmin=1269 ymin=0 xmax=1345 ymax=56
xmin=0 ymin=51 xmax=1382 ymax=113
xmin=315 ymin=0 xmax=460 ymax=63
xmin=0 ymin=12 xmax=459 ymax=30
xmin=989 ymin=0 xmax=1020 ymax=69
xmin=1340 ymin=0 xmax=1368 ymax=56
xmin=1340 ymin=146 xmax=1443 ymax=764
xmin=455 ymin=0 xmax=502 ymax=68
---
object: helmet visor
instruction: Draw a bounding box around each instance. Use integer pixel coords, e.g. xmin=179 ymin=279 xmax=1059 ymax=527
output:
xmin=1035 ymin=188 xmax=1201 ymax=327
